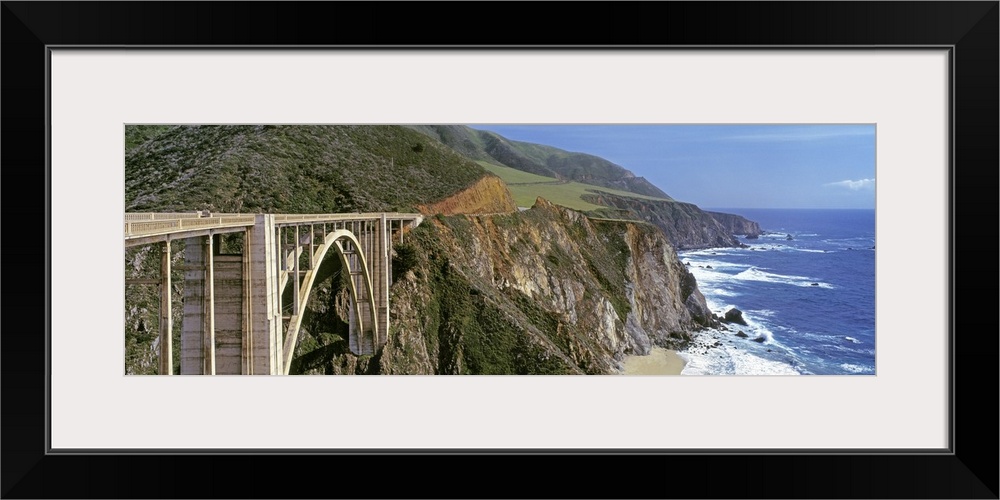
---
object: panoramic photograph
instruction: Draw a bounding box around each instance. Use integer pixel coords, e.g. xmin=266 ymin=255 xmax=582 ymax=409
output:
xmin=124 ymin=124 xmax=875 ymax=376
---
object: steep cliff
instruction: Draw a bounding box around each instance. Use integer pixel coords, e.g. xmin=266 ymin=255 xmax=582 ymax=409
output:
xmin=291 ymin=198 xmax=715 ymax=375
xmin=416 ymin=175 xmax=518 ymax=215
xmin=707 ymin=211 xmax=763 ymax=238
xmin=124 ymin=124 xmax=742 ymax=375
xmin=580 ymin=192 xmax=743 ymax=250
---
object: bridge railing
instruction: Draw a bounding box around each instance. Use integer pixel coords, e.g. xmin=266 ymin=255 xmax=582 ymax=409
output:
xmin=273 ymin=213 xmax=423 ymax=224
xmin=125 ymin=212 xmax=205 ymax=221
xmin=125 ymin=215 xmax=257 ymax=238
xmin=124 ymin=212 xmax=422 ymax=240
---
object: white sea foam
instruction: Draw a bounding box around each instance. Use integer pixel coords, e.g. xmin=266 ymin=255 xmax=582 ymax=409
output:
xmin=678 ymin=328 xmax=802 ymax=375
xmin=733 ymin=267 xmax=833 ymax=289
xmin=838 ymin=363 xmax=874 ymax=374
xmin=686 ymin=259 xmax=743 ymax=271
xmin=821 ymin=237 xmax=876 ymax=250
xmin=844 ymin=336 xmax=861 ymax=344
xmin=743 ymin=244 xmax=827 ymax=254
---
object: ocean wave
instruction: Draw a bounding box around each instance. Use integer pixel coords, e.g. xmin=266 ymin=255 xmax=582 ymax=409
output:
xmin=684 ymin=259 xmax=744 ymax=271
xmin=744 ymin=244 xmax=827 ymax=254
xmin=733 ymin=267 xmax=834 ymax=289
xmin=844 ymin=336 xmax=861 ymax=344
xmin=838 ymin=363 xmax=874 ymax=374
xmin=823 ymin=343 xmax=876 ymax=356
xmin=821 ymin=237 xmax=876 ymax=250
xmin=678 ymin=328 xmax=802 ymax=375
xmin=681 ymin=249 xmax=743 ymax=258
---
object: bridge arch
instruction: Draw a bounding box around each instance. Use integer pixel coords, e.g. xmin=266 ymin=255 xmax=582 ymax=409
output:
xmin=280 ymin=229 xmax=378 ymax=374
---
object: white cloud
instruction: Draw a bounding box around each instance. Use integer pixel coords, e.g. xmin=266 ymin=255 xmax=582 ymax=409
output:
xmin=826 ymin=178 xmax=875 ymax=190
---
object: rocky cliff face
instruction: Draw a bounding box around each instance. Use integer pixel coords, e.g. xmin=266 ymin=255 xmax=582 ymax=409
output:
xmin=293 ymin=198 xmax=714 ymax=375
xmin=580 ymin=192 xmax=743 ymax=250
xmin=706 ymin=211 xmax=762 ymax=238
xmin=416 ymin=175 xmax=517 ymax=215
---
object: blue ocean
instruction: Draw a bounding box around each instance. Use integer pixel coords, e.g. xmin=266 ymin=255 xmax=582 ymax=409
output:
xmin=678 ymin=209 xmax=876 ymax=375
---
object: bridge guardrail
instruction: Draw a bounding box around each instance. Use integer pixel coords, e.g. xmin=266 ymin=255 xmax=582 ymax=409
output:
xmin=125 ymin=213 xmax=421 ymax=240
xmin=125 ymin=212 xmax=204 ymax=221
xmin=274 ymin=213 xmax=420 ymax=222
xmin=125 ymin=215 xmax=257 ymax=239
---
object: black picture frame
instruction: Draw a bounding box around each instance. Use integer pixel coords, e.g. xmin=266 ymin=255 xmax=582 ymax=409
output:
xmin=3 ymin=2 xmax=997 ymax=498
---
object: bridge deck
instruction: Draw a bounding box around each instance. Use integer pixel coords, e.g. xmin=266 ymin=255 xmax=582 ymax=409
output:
xmin=125 ymin=212 xmax=423 ymax=246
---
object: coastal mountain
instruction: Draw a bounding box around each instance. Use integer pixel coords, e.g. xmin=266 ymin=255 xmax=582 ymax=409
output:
xmin=581 ymin=192 xmax=748 ymax=250
xmin=302 ymin=199 xmax=714 ymax=375
xmin=409 ymin=124 xmax=762 ymax=249
xmin=125 ymin=124 xmax=744 ymax=375
xmin=408 ymin=125 xmax=672 ymax=199
xmin=125 ymin=125 xmax=511 ymax=214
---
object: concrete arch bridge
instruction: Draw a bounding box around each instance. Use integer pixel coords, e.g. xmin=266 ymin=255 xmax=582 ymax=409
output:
xmin=125 ymin=212 xmax=423 ymax=375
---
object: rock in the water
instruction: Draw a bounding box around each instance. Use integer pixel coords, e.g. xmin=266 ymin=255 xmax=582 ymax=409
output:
xmin=752 ymin=336 xmax=766 ymax=343
xmin=705 ymin=265 xmax=713 ymax=269
xmin=735 ymin=331 xmax=749 ymax=338
xmin=786 ymin=234 xmax=794 ymax=240
xmin=745 ymin=234 xmax=759 ymax=240
xmin=810 ymin=282 xmax=819 ymax=286
xmin=723 ymin=308 xmax=748 ymax=326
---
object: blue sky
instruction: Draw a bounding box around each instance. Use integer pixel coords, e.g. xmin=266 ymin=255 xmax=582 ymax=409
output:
xmin=468 ymin=125 xmax=876 ymax=209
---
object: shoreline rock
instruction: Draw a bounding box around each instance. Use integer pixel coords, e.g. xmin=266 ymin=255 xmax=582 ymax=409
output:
xmin=722 ymin=307 xmax=748 ymax=326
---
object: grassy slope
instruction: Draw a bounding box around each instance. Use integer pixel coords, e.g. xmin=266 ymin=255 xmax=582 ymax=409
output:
xmin=409 ymin=125 xmax=673 ymax=200
xmin=477 ymin=161 xmax=672 ymax=211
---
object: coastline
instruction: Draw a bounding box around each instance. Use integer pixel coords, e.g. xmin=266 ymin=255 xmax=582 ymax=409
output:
xmin=622 ymin=347 xmax=686 ymax=375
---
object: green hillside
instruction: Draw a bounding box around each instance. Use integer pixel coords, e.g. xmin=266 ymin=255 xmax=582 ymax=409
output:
xmin=409 ymin=125 xmax=674 ymax=199
xmin=477 ymin=161 xmax=671 ymax=211
xmin=126 ymin=125 xmax=491 ymax=213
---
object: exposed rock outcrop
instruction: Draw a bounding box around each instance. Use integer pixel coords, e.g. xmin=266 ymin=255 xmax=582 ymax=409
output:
xmin=368 ymin=197 xmax=713 ymax=374
xmin=580 ymin=192 xmax=744 ymax=249
xmin=706 ymin=211 xmax=763 ymax=238
xmin=723 ymin=307 xmax=748 ymax=326
xmin=417 ymin=175 xmax=518 ymax=215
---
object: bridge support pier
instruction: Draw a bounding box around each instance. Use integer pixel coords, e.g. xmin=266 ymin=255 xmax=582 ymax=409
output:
xmin=375 ymin=214 xmax=390 ymax=347
xmin=158 ymin=241 xmax=172 ymax=375
xmin=248 ymin=214 xmax=283 ymax=375
xmin=181 ymin=235 xmax=216 ymax=374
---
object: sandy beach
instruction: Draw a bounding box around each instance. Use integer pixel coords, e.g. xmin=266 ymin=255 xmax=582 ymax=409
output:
xmin=622 ymin=347 xmax=686 ymax=375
